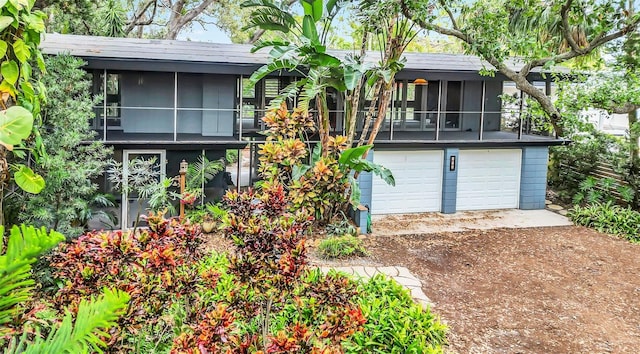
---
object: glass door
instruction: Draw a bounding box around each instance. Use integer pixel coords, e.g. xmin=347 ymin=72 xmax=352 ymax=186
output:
xmin=122 ymin=150 xmax=166 ymax=229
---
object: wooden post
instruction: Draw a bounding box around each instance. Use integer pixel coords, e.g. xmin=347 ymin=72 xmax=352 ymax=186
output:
xmin=179 ymin=159 xmax=188 ymax=219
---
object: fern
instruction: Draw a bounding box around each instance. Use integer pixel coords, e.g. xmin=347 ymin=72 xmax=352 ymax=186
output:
xmin=6 ymin=288 xmax=130 ymax=354
xmin=0 ymin=225 xmax=65 ymax=331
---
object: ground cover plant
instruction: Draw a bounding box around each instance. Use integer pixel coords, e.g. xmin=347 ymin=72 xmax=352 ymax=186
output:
xmin=569 ymin=202 xmax=640 ymax=242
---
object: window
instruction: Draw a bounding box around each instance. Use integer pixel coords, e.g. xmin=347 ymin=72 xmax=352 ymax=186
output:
xmin=94 ymin=71 xmax=122 ymax=127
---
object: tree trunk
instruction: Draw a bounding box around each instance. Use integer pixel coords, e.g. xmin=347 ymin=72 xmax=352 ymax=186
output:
xmin=356 ymin=80 xmax=382 ymax=147
xmin=316 ymin=90 xmax=331 ymax=156
xmin=366 ymin=80 xmax=395 ymax=146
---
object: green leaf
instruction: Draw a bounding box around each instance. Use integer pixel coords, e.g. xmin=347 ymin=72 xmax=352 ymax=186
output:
xmin=349 ymin=174 xmax=361 ymax=207
xmin=1 ymin=60 xmax=19 ymax=85
xmin=0 ymin=105 xmax=33 ymax=148
xmin=14 ymin=164 xmax=44 ymax=194
xmin=247 ymin=59 xmax=297 ymax=87
xmin=344 ymin=64 xmax=364 ymax=91
xmin=0 ymin=16 xmax=13 ymax=31
xmin=292 ymin=164 xmax=311 ymax=181
xmin=302 ymin=0 xmax=323 ymax=21
xmin=12 ymin=39 xmax=30 ymax=63
xmin=0 ymin=0 xmax=8 ymax=9
xmin=0 ymin=40 xmax=8 ymax=58
xmin=339 ymin=145 xmax=373 ymax=165
xmin=302 ymin=15 xmax=319 ymax=42
xmin=311 ymin=142 xmax=322 ymax=164
xmin=326 ymin=0 xmax=338 ymax=14
xmin=310 ymin=53 xmax=341 ymax=67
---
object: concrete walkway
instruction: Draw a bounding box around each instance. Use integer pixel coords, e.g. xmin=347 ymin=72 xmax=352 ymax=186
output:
xmin=372 ymin=209 xmax=573 ymax=236
xmin=318 ymin=265 xmax=432 ymax=308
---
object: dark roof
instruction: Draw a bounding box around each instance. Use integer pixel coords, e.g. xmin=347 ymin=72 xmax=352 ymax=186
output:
xmin=39 ymin=33 xmax=556 ymax=78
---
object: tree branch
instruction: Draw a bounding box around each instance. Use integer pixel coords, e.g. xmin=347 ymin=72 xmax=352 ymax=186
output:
xmin=439 ymin=0 xmax=459 ymax=31
xmin=560 ymin=0 xmax=585 ymax=54
xmin=124 ymin=0 xmax=157 ymax=35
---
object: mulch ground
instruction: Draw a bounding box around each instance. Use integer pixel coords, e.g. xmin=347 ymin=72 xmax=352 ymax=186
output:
xmin=363 ymin=226 xmax=640 ymax=353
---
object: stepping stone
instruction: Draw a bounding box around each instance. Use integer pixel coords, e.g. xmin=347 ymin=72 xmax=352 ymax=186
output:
xmin=377 ymin=266 xmax=400 ymax=277
xmin=545 ymin=199 xmax=552 ymax=205
xmin=547 ymin=204 xmax=564 ymax=211
xmin=559 ymin=209 xmax=569 ymax=216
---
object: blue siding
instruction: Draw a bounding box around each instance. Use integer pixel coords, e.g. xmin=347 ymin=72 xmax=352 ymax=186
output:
xmin=357 ymin=151 xmax=374 ymax=234
xmin=441 ymin=148 xmax=458 ymax=214
xmin=519 ymin=147 xmax=549 ymax=210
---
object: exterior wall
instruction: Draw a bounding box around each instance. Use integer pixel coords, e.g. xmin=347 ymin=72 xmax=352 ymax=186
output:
xmin=441 ymin=148 xmax=459 ymax=214
xmin=519 ymin=146 xmax=549 ymax=209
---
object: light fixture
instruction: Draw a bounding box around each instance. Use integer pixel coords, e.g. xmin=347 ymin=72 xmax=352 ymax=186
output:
xmin=449 ymin=155 xmax=456 ymax=171
xmin=413 ymin=78 xmax=428 ymax=85
xmin=179 ymin=159 xmax=188 ymax=174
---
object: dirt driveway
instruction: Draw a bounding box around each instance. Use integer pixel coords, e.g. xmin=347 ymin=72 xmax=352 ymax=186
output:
xmin=364 ymin=225 xmax=640 ymax=353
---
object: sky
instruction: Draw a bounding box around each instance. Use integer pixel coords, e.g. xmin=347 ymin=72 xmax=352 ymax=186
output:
xmin=177 ymin=17 xmax=232 ymax=44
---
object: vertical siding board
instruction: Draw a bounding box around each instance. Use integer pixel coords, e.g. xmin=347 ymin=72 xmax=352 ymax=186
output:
xmin=519 ymin=147 xmax=549 ymax=210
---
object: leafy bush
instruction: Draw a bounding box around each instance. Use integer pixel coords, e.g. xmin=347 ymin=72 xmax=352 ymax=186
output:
xmin=344 ymin=274 xmax=447 ymax=353
xmin=569 ymin=202 xmax=640 ymax=242
xmin=47 ymin=212 xmax=204 ymax=350
xmin=573 ymin=176 xmax=635 ymax=206
xmin=548 ymin=131 xmax=617 ymax=203
xmin=317 ymin=235 xmax=368 ymax=259
xmin=0 ymin=224 xmax=128 ymax=352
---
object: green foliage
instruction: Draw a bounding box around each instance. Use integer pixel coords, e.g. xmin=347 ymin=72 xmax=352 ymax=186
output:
xmin=0 ymin=0 xmax=48 ymax=202
xmin=573 ymin=176 xmax=634 ymax=206
xmin=0 ymin=225 xmax=64 ymax=332
xmin=344 ymin=274 xmax=447 ymax=353
xmin=570 ymin=202 xmax=640 ymax=242
xmin=6 ymin=55 xmax=112 ymax=236
xmin=185 ymin=154 xmax=224 ymax=200
xmin=317 ymin=235 xmax=368 ymax=259
xmin=0 ymin=224 xmax=128 ymax=353
xmin=548 ymin=131 xmax=617 ymax=203
xmin=7 ymin=288 xmax=130 ymax=354
xmin=225 ymin=149 xmax=238 ymax=164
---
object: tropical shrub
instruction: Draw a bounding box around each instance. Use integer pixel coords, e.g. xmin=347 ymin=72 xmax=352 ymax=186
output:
xmin=569 ymin=202 xmax=640 ymax=242
xmin=6 ymin=54 xmax=112 ymax=237
xmin=344 ymin=274 xmax=447 ymax=353
xmin=171 ymin=185 xmax=368 ymax=352
xmin=258 ymin=104 xmax=393 ymax=224
xmin=0 ymin=224 xmax=129 ymax=352
xmin=317 ymin=235 xmax=368 ymax=259
xmin=46 ymin=212 xmax=204 ymax=350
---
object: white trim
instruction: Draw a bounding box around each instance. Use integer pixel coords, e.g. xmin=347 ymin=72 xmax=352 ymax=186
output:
xmin=173 ymin=72 xmax=178 ymax=142
xmin=239 ymin=75 xmax=243 ymax=140
xmin=479 ymin=81 xmax=486 ymax=140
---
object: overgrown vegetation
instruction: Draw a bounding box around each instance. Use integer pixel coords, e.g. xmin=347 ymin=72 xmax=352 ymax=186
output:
xmin=5 ymin=55 xmax=112 ymax=237
xmin=570 ymin=202 xmax=640 ymax=242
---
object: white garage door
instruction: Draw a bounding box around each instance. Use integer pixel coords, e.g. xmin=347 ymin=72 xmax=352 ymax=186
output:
xmin=371 ymin=150 xmax=443 ymax=214
xmin=456 ymin=149 xmax=522 ymax=210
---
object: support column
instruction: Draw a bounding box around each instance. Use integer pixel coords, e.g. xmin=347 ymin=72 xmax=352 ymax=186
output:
xmin=355 ymin=150 xmax=374 ymax=233
xmin=441 ymin=148 xmax=459 ymax=214
xmin=519 ymin=147 xmax=549 ymax=210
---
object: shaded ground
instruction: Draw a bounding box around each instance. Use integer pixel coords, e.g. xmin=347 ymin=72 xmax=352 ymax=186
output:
xmin=364 ymin=226 xmax=640 ymax=353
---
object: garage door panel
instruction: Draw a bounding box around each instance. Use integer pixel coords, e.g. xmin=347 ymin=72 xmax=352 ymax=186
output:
xmin=457 ymin=149 xmax=521 ymax=211
xmin=371 ymin=150 xmax=443 ymax=214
